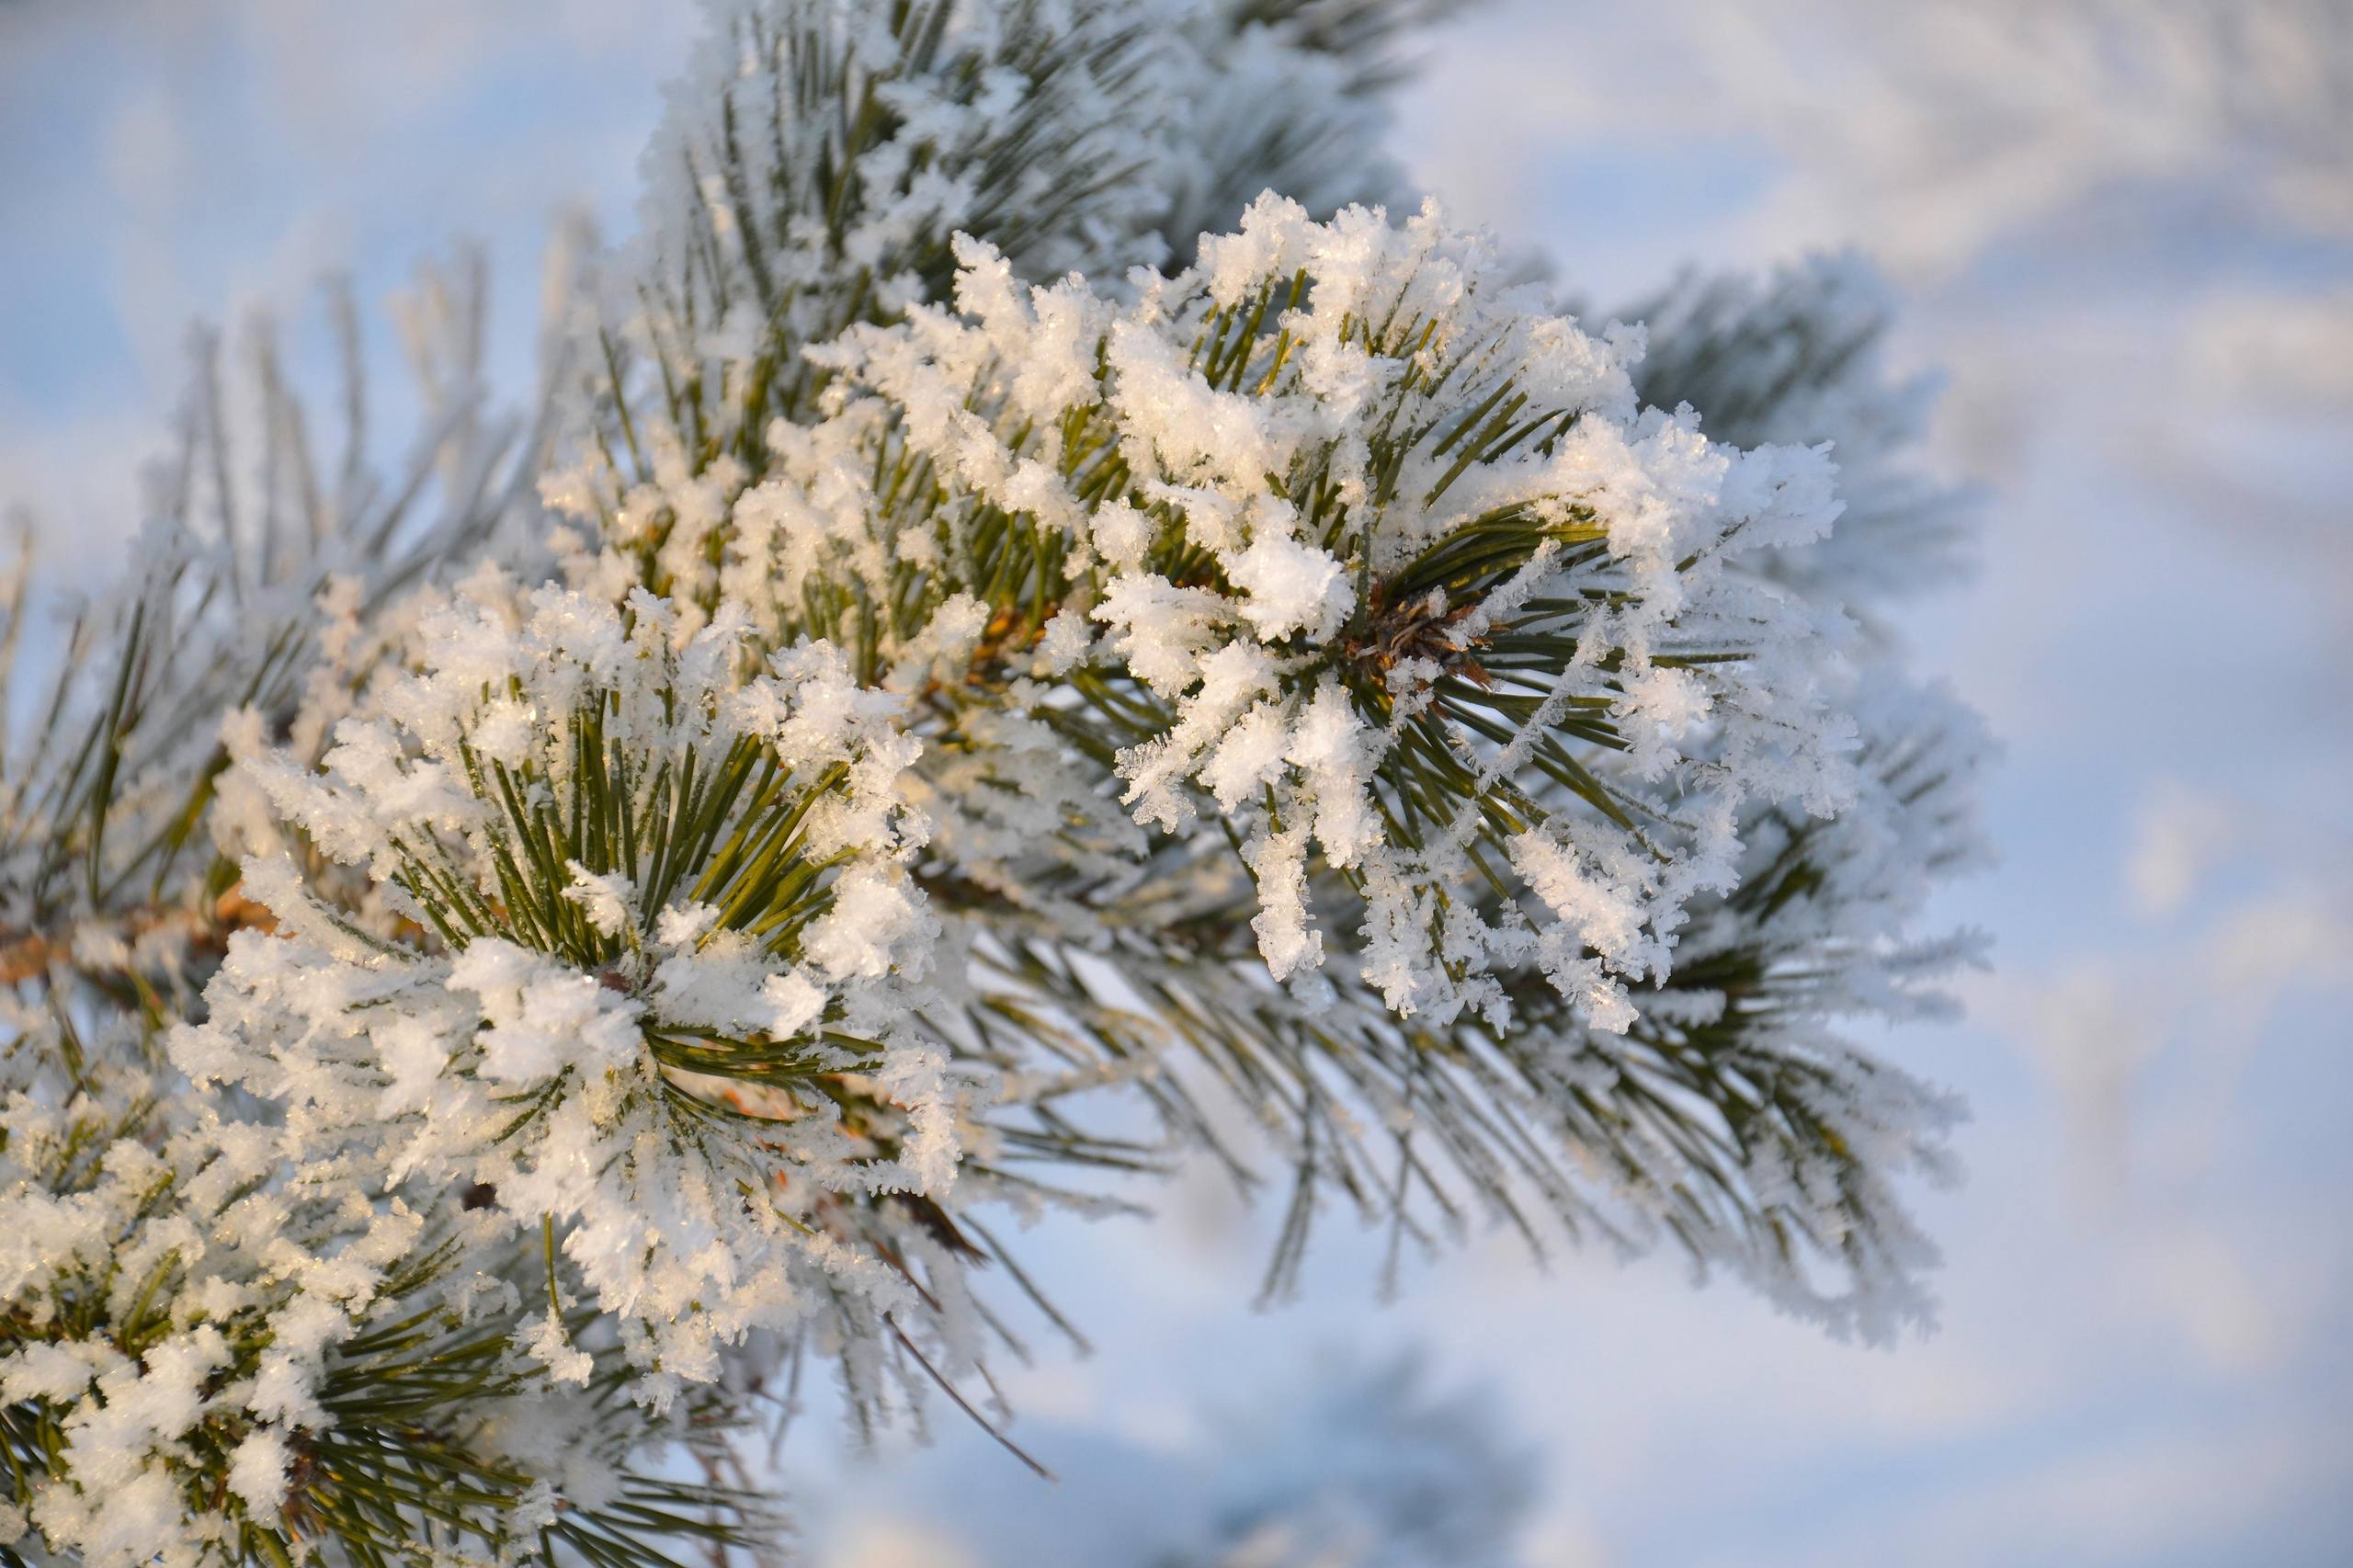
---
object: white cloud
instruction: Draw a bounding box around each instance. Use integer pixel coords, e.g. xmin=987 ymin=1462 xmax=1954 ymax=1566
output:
xmin=1408 ymin=0 xmax=2353 ymax=285
xmin=2123 ymin=781 xmax=2242 ymax=920
xmin=2188 ymin=288 xmax=2353 ymax=410
xmin=1759 ymin=1409 xmax=2352 ymax=1568
xmin=833 ymin=1519 xmax=983 ymax=1568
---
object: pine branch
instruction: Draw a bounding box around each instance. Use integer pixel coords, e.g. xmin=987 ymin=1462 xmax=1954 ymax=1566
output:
xmin=0 ymin=2 xmax=1994 ymax=1559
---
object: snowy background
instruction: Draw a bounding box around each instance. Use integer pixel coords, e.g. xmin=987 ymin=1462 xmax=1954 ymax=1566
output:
xmin=4 ymin=2 xmax=2348 ymax=1563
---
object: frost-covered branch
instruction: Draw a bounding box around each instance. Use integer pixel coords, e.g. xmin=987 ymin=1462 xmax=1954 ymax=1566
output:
xmin=0 ymin=0 xmax=1991 ymax=1560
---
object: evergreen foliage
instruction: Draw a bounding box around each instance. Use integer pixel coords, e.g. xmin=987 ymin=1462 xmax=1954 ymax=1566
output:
xmin=0 ymin=1 xmax=1988 ymax=1561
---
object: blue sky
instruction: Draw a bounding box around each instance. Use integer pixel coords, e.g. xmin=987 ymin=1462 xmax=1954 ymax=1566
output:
xmin=3 ymin=3 xmax=2347 ymax=1562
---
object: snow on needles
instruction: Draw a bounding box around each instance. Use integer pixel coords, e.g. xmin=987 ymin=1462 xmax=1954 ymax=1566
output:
xmin=813 ymin=194 xmax=1860 ymax=1034
xmin=186 ymin=578 xmax=953 ymax=1412
xmin=0 ymin=0 xmax=1995 ymax=1553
